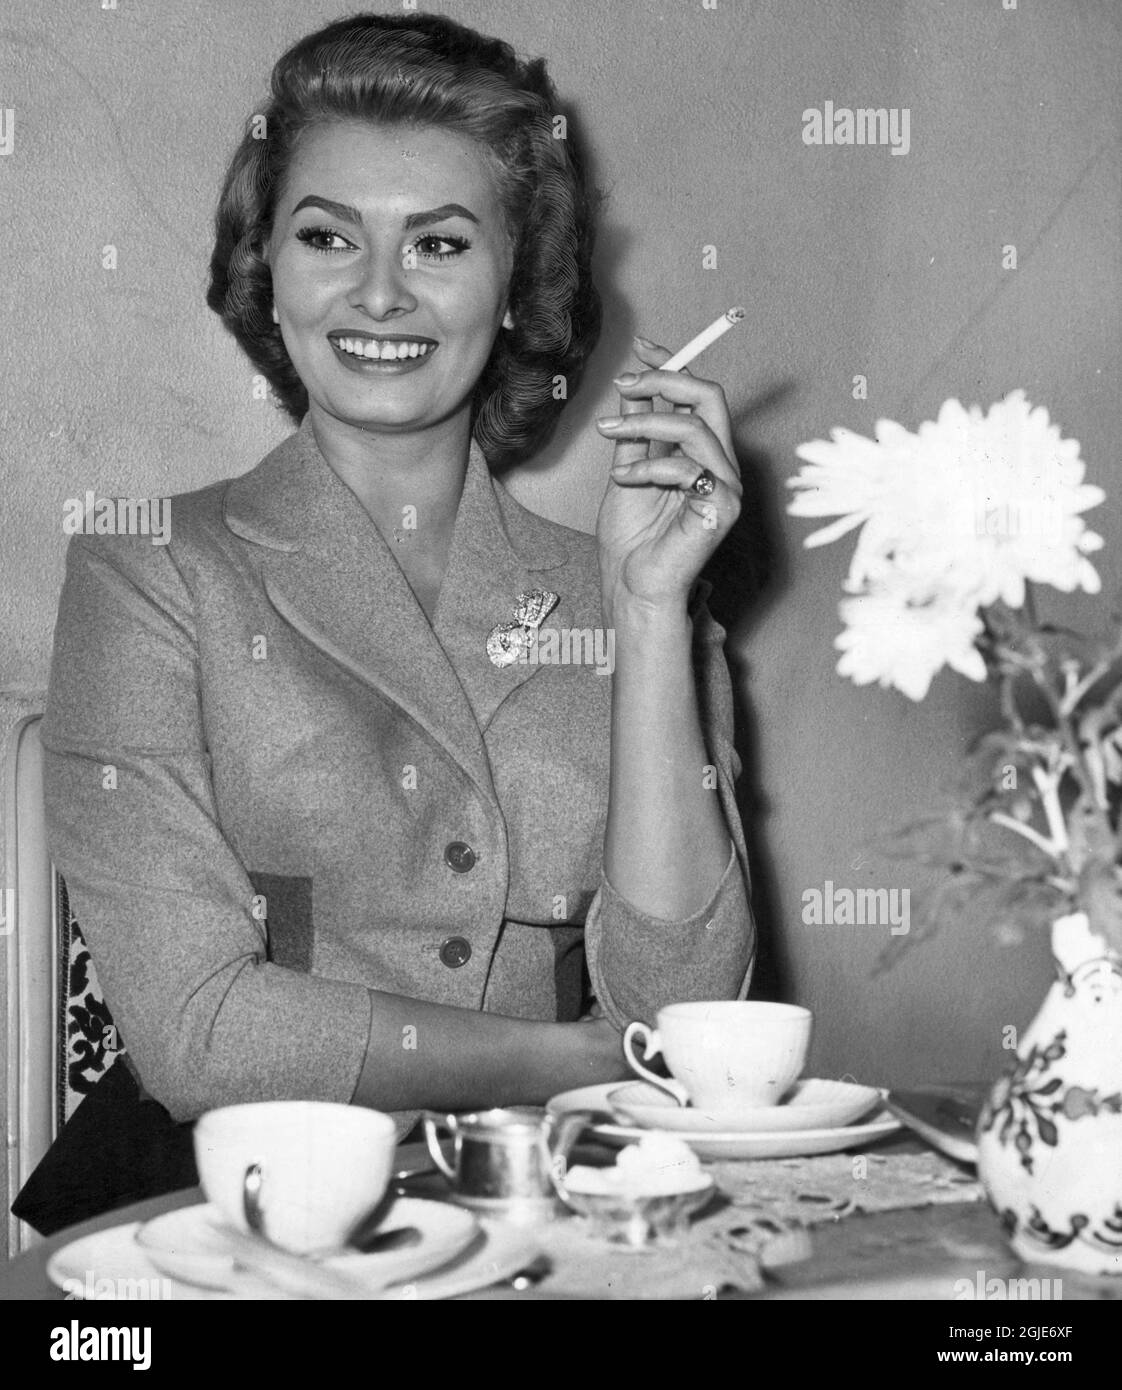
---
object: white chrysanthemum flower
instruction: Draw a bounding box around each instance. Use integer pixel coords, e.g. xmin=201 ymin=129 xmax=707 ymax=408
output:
xmin=835 ymin=587 xmax=987 ymax=701
xmin=789 ymin=392 xmax=1104 ymax=611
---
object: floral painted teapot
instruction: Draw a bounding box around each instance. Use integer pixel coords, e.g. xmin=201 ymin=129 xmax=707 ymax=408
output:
xmin=976 ymin=912 xmax=1122 ymax=1276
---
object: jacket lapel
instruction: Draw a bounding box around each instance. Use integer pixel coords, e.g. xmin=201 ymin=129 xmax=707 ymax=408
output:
xmin=223 ymin=416 xmax=574 ymax=800
xmin=431 ymin=438 xmax=574 ymax=735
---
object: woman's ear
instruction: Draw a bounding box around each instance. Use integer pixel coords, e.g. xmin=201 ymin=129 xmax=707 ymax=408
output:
xmin=272 ymin=303 xmax=280 ymax=325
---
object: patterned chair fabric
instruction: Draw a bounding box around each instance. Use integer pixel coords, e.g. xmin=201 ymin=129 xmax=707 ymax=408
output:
xmin=6 ymin=712 xmax=177 ymax=1251
xmin=7 ymin=872 xmax=194 ymax=1243
xmin=56 ymin=875 xmax=127 ymax=1129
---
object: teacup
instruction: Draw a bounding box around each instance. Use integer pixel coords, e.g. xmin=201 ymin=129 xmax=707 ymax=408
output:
xmin=193 ymin=1101 xmax=396 ymax=1255
xmin=622 ymin=1001 xmax=812 ymax=1113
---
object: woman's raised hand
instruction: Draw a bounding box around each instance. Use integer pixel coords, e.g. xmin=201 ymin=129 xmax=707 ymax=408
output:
xmin=595 ymin=335 xmax=742 ymax=615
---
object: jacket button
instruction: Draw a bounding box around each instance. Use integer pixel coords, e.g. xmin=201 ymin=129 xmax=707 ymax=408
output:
xmin=444 ymin=841 xmax=477 ymax=873
xmin=439 ymin=936 xmax=472 ymax=968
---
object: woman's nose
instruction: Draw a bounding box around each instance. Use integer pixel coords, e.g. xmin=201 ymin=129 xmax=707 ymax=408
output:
xmin=346 ymin=247 xmax=419 ymax=318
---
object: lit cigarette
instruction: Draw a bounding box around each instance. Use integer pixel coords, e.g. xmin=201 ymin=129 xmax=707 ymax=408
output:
xmin=661 ymin=306 xmax=746 ymax=372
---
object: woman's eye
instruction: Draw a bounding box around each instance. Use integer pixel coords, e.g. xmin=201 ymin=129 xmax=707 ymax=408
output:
xmin=292 ymin=227 xmax=471 ymax=261
xmin=294 ymin=226 xmax=353 ymax=254
xmin=409 ymin=234 xmax=471 ymax=262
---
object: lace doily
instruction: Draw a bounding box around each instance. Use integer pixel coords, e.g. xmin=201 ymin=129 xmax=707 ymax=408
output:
xmin=533 ymin=1148 xmax=981 ymax=1300
xmin=707 ymin=1147 xmax=981 ymax=1225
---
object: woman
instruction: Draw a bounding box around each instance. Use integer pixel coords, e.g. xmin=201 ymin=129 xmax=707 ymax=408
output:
xmin=29 ymin=11 xmax=754 ymax=1218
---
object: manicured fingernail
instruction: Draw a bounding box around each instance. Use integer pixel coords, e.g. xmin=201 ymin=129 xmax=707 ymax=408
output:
xmin=610 ymin=462 xmax=633 ymax=475
xmin=613 ymin=372 xmax=640 ymax=386
xmin=633 ymin=335 xmax=657 ymax=349
xmin=598 ymin=416 xmax=624 ymax=428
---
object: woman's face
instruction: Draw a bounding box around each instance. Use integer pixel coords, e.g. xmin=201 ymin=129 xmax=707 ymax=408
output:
xmin=267 ymin=120 xmax=514 ymax=437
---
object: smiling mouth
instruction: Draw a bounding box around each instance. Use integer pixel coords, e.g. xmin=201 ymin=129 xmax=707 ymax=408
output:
xmin=329 ymin=335 xmax=437 ymax=362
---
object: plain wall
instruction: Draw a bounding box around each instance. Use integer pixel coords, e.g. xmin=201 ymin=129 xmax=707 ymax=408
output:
xmin=2 ymin=0 xmax=1119 ymax=1253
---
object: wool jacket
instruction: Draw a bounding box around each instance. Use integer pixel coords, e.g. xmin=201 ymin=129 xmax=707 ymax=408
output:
xmin=41 ymin=416 xmax=755 ymax=1134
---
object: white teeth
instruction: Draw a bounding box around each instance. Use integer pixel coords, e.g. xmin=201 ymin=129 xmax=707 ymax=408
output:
xmin=336 ymin=338 xmax=432 ymax=361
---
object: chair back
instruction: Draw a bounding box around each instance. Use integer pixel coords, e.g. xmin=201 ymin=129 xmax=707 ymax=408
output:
xmin=4 ymin=715 xmax=124 ymax=1255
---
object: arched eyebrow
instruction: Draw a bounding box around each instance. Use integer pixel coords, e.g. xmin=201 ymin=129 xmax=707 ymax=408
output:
xmin=289 ymin=197 xmax=480 ymax=230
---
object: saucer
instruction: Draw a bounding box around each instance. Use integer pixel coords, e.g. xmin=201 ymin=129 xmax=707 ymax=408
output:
xmin=547 ymin=1083 xmax=901 ymax=1160
xmin=132 ymin=1197 xmax=477 ymax=1294
xmin=608 ymin=1079 xmax=882 ymax=1134
xmin=49 ymin=1201 xmax=537 ymax=1301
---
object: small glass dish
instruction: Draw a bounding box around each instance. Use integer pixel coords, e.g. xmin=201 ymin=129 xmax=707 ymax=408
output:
xmin=557 ymin=1178 xmax=715 ymax=1251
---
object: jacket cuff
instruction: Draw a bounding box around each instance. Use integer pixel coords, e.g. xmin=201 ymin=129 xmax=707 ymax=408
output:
xmin=584 ymin=844 xmax=755 ymax=1031
xmin=349 ymin=992 xmax=424 ymax=1142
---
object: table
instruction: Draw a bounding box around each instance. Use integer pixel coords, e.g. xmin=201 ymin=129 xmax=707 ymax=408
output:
xmin=4 ymin=1141 xmax=1120 ymax=1301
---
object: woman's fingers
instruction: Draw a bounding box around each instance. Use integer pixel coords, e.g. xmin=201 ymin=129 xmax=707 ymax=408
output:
xmin=615 ymin=368 xmax=720 ymax=409
xmin=615 ymin=338 xmax=674 ymax=462
xmin=671 ymin=366 xmax=696 ymax=417
xmin=613 ymin=366 xmax=737 ymax=466
xmin=631 ymin=336 xmax=674 ymax=367
xmin=597 ymin=411 xmax=739 ymax=492
xmin=609 ymin=455 xmax=739 ymax=528
xmin=614 ymin=378 xmax=654 ymax=467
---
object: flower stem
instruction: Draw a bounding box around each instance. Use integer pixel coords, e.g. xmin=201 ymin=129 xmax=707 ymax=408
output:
xmin=989 ymin=811 xmax=1061 ymax=859
xmin=1031 ymin=766 xmax=1070 ymax=854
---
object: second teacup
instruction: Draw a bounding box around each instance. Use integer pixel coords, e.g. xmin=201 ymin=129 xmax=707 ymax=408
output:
xmin=623 ymin=1001 xmax=812 ymax=1113
xmin=194 ymin=1100 xmax=396 ymax=1255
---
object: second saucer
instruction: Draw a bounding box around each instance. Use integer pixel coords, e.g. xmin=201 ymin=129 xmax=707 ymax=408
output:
xmin=607 ymin=1078 xmax=882 ymax=1134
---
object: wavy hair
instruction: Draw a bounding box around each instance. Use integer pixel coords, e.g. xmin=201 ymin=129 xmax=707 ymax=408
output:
xmin=206 ymin=11 xmax=603 ymax=467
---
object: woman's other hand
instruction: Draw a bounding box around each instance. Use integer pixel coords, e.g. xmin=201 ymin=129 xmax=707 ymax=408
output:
xmin=595 ymin=336 xmax=742 ymax=617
